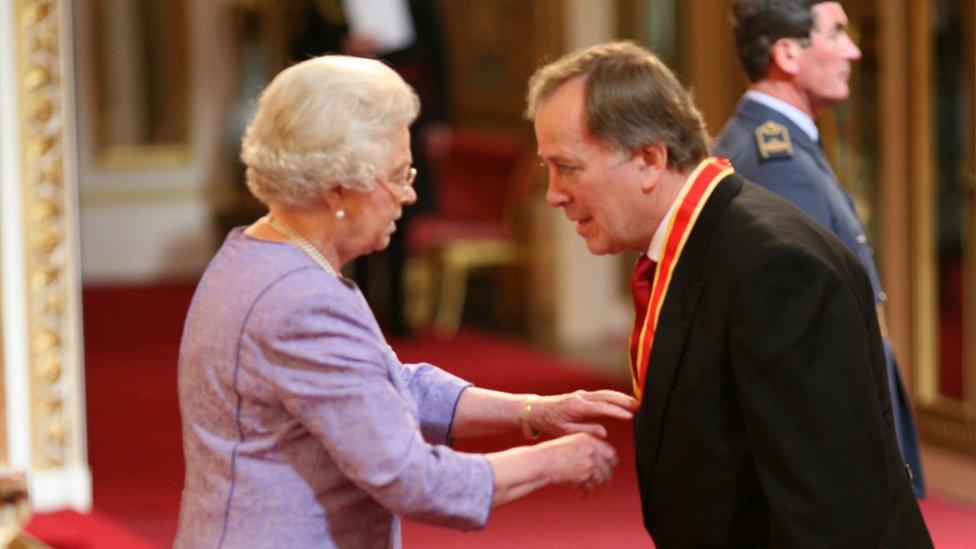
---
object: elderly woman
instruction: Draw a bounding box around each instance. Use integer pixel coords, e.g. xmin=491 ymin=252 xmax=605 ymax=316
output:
xmin=175 ymin=55 xmax=636 ymax=548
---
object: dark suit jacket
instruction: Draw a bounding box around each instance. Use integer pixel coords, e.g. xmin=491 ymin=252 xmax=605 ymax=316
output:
xmin=713 ymin=99 xmax=924 ymax=497
xmin=633 ymin=173 xmax=931 ymax=547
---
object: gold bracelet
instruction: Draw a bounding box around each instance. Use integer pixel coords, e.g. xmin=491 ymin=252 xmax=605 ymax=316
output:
xmin=520 ymin=395 xmax=541 ymax=441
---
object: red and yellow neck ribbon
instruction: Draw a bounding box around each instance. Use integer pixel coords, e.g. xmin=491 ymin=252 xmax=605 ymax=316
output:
xmin=630 ymin=157 xmax=734 ymax=399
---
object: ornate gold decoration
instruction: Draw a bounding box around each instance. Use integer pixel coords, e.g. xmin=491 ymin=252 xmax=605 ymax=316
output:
xmin=15 ymin=0 xmax=77 ymax=469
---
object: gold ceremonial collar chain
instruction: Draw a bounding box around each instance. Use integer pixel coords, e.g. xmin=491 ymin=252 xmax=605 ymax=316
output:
xmin=267 ymin=214 xmax=340 ymax=278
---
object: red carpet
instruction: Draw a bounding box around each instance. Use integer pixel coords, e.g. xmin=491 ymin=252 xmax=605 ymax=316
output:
xmin=26 ymin=283 xmax=976 ymax=547
xmin=26 ymin=510 xmax=156 ymax=548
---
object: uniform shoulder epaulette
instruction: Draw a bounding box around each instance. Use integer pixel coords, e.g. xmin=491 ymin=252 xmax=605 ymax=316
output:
xmin=754 ymin=121 xmax=794 ymax=161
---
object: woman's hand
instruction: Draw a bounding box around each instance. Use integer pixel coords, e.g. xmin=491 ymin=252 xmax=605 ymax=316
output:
xmin=487 ymin=433 xmax=619 ymax=506
xmin=539 ymin=433 xmax=619 ymax=494
xmin=530 ymin=390 xmax=639 ymax=438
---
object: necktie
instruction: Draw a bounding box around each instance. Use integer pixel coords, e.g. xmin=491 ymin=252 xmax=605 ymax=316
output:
xmin=629 ymin=255 xmax=656 ymax=368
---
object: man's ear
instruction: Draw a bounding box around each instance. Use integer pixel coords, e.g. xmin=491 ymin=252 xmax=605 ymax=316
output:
xmin=637 ymin=142 xmax=668 ymax=192
xmin=769 ymin=37 xmax=803 ymax=77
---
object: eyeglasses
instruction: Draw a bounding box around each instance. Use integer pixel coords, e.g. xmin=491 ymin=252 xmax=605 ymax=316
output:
xmin=383 ymin=167 xmax=417 ymax=199
xmin=392 ymin=167 xmax=417 ymax=189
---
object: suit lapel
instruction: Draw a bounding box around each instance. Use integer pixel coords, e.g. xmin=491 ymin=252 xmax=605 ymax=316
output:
xmin=637 ymin=174 xmax=743 ymax=465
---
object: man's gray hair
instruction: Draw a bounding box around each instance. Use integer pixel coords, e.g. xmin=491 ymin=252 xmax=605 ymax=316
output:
xmin=241 ymin=55 xmax=419 ymax=208
xmin=526 ymin=41 xmax=709 ymax=171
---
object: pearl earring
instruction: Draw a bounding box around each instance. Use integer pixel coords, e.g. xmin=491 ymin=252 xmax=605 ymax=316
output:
xmin=335 ymin=209 xmax=346 ymax=219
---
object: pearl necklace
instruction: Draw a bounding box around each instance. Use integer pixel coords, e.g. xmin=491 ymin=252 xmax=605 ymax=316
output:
xmin=267 ymin=215 xmax=340 ymax=278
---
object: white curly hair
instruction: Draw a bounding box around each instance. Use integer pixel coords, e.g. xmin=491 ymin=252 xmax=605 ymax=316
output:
xmin=240 ymin=55 xmax=420 ymax=207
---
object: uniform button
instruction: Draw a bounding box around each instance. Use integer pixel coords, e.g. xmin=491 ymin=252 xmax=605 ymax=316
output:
xmin=878 ymin=291 xmax=888 ymax=302
xmin=856 ymin=234 xmax=867 ymax=244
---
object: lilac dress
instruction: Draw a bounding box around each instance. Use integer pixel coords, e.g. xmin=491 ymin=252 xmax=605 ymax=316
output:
xmin=175 ymin=229 xmax=494 ymax=548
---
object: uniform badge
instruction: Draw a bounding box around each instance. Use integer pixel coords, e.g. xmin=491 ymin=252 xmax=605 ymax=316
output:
xmin=754 ymin=121 xmax=794 ymax=161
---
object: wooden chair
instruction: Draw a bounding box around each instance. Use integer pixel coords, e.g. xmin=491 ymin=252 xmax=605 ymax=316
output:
xmin=404 ymin=126 xmax=534 ymax=337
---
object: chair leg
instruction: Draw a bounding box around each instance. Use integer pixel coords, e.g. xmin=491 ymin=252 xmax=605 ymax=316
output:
xmin=433 ymin=248 xmax=468 ymax=338
xmin=404 ymin=255 xmax=435 ymax=331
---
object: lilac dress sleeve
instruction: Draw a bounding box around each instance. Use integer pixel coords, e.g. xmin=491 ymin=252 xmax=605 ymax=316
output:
xmin=250 ymin=270 xmax=494 ymax=530
xmin=398 ymin=361 xmax=469 ymax=444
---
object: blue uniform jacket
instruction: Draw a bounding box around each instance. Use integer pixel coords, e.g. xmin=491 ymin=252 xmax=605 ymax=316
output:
xmin=713 ymin=97 xmax=925 ymax=496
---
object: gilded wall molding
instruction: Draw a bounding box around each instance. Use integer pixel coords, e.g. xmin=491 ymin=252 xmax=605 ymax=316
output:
xmin=15 ymin=0 xmax=76 ymax=470
xmin=0 ymin=293 xmax=5 ymax=466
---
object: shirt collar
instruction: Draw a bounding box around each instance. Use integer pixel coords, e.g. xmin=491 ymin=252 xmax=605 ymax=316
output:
xmin=744 ymin=90 xmax=819 ymax=142
xmin=645 ymin=177 xmax=685 ymax=262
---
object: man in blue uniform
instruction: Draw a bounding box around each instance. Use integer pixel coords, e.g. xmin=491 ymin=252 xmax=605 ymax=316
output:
xmin=713 ymin=0 xmax=925 ymax=496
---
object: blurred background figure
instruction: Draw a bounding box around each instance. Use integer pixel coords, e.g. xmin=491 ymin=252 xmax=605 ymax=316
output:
xmin=712 ymin=0 xmax=924 ymax=497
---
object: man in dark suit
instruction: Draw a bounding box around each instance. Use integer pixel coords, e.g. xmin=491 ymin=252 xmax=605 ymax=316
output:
xmin=713 ymin=0 xmax=925 ymax=497
xmin=527 ymin=41 xmax=931 ymax=546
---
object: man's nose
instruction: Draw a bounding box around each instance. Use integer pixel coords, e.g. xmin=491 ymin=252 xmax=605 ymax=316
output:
xmin=845 ymin=34 xmax=862 ymax=60
xmin=545 ymin=178 xmax=568 ymax=208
